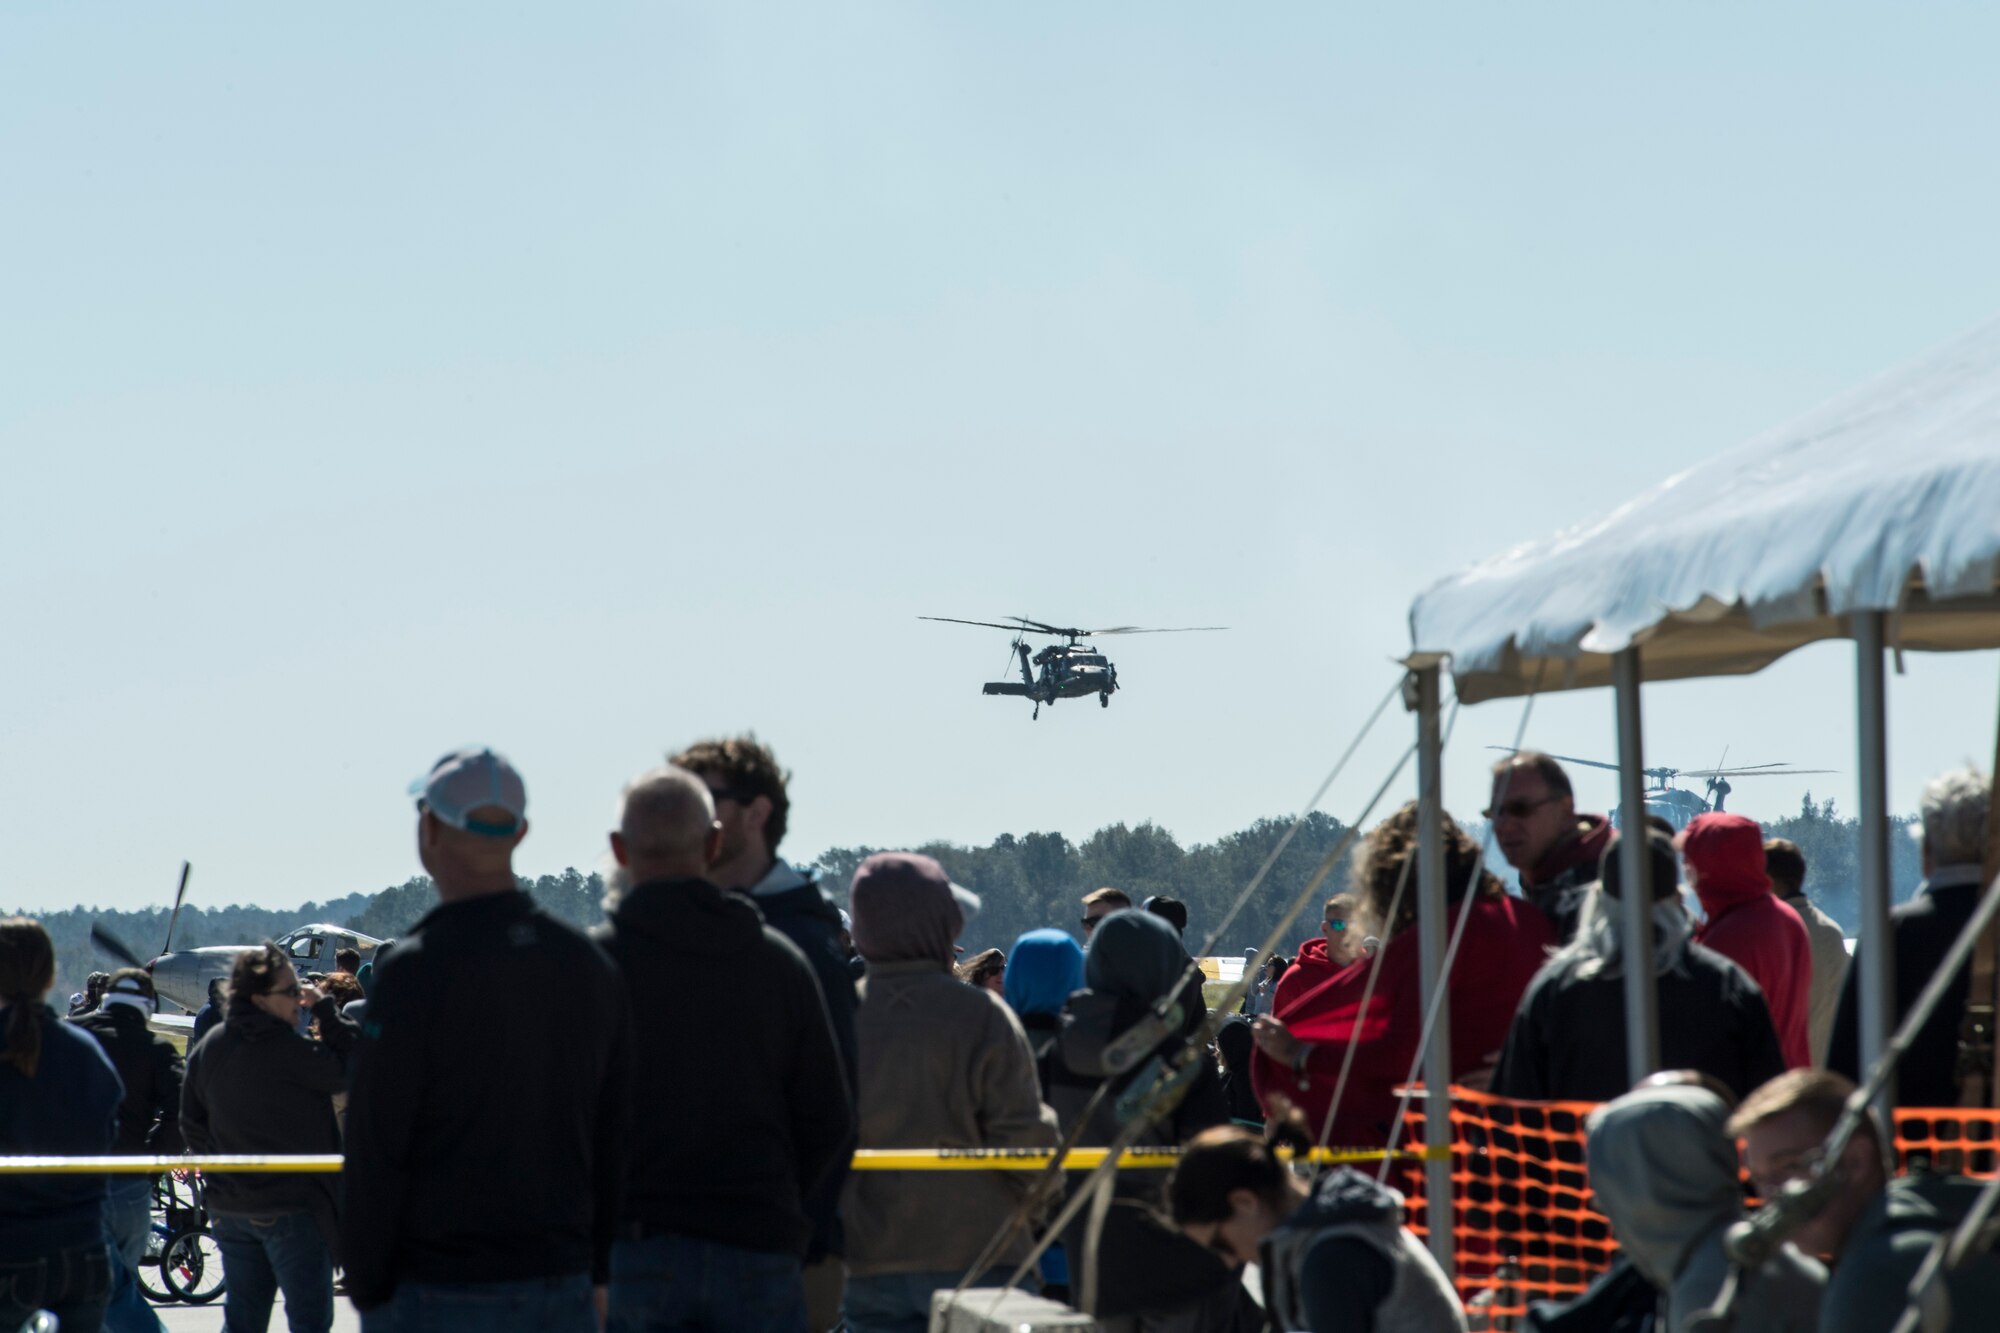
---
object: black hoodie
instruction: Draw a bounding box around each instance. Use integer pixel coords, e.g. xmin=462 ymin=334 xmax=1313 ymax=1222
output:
xmin=595 ymin=876 xmax=852 ymax=1257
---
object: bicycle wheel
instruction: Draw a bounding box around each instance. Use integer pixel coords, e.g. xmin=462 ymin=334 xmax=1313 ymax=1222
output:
xmin=161 ymin=1227 xmax=225 ymax=1305
xmin=135 ymin=1253 xmax=176 ymax=1305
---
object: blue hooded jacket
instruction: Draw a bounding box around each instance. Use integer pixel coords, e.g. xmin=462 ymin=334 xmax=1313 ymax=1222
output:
xmin=1003 ymin=928 xmax=1085 ymax=1019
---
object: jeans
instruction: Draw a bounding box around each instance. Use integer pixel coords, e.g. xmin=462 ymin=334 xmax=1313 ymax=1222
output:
xmin=101 ymin=1180 xmax=165 ymax=1333
xmin=360 ymin=1274 xmax=595 ymax=1333
xmin=0 ymin=1240 xmax=113 ymax=1333
xmin=841 ymin=1268 xmax=1018 ymax=1333
xmin=212 ymin=1212 xmax=334 ymax=1333
xmin=606 ymin=1234 xmax=805 ymax=1333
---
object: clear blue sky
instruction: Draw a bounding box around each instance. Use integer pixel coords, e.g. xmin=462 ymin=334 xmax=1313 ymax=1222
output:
xmin=6 ymin=4 xmax=1998 ymax=914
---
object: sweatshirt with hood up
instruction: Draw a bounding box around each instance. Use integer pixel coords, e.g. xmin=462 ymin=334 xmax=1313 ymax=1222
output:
xmin=1680 ymin=814 xmax=1812 ymax=1069
xmin=595 ymin=875 xmax=851 ymax=1257
xmin=1586 ymin=1084 xmax=1823 ymax=1333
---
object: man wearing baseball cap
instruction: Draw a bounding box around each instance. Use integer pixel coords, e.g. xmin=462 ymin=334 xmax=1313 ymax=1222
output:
xmin=343 ymin=747 xmax=632 ymax=1331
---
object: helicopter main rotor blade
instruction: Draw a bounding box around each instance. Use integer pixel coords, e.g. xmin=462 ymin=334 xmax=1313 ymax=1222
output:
xmin=919 ymin=615 xmax=1060 ymax=635
xmin=1005 ymin=616 xmax=1069 ymax=635
xmin=1485 ymin=746 xmax=1626 ymax=774
xmin=1686 ymin=768 xmax=1838 ymax=778
xmin=1083 ymin=626 xmax=1228 ymax=635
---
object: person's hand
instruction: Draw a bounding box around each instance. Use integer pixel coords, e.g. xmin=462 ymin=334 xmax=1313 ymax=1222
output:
xmin=1251 ymin=1015 xmax=1301 ymax=1064
xmin=592 ymin=1284 xmax=609 ymax=1330
xmin=300 ymin=984 xmax=326 ymax=1009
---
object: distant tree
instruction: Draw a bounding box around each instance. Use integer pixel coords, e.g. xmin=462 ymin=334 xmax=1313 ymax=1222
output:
xmin=1760 ymin=791 xmax=1921 ymax=934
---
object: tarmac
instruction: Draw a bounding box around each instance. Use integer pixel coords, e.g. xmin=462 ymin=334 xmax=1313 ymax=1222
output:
xmin=155 ymin=1293 xmax=363 ymax=1333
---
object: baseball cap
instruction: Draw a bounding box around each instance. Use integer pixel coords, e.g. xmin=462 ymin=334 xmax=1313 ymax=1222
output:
xmin=410 ymin=747 xmax=527 ymax=837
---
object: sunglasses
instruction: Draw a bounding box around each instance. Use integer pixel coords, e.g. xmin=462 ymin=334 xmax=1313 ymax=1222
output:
xmin=271 ymin=983 xmax=303 ymax=999
xmin=1081 ymin=915 xmax=1112 ymax=930
xmin=707 ymin=787 xmax=757 ymax=806
xmin=1323 ymin=918 xmax=1349 ymax=932
xmin=1483 ymin=795 xmax=1559 ymax=821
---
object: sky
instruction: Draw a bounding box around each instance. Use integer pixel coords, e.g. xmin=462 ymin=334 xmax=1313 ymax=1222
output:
xmin=6 ymin=4 xmax=1999 ymax=915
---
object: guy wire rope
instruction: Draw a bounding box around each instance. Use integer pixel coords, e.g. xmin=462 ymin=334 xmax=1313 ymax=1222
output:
xmin=984 ymin=736 xmax=1422 ymax=1317
xmin=942 ymin=673 xmax=1406 ymax=1309
xmin=1377 ymin=684 xmax=1540 ymax=1186
xmin=1689 ymin=866 xmax=2000 ymax=1331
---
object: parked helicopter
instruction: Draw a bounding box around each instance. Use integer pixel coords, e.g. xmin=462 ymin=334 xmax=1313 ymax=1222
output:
xmin=920 ymin=615 xmax=1226 ymax=719
xmin=89 ymin=863 xmax=383 ymax=1021
xmin=1488 ymin=748 xmax=1835 ymax=831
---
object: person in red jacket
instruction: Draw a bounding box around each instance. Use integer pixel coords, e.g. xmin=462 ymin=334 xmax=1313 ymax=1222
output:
xmin=1678 ymin=813 xmax=1813 ymax=1069
xmin=1249 ymin=802 xmax=1554 ymax=1147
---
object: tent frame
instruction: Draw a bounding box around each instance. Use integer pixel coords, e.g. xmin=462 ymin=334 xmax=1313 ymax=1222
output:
xmin=1408 ymin=614 xmax=1902 ymax=1275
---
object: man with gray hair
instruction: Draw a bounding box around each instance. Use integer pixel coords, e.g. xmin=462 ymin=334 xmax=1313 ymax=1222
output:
xmin=594 ymin=766 xmax=851 ymax=1333
xmin=1828 ymin=768 xmax=1991 ymax=1104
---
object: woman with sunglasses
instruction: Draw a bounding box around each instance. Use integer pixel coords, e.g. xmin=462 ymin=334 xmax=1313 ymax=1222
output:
xmin=182 ymin=941 xmax=358 ymax=1333
xmin=1166 ymin=1101 xmax=1467 ymax=1333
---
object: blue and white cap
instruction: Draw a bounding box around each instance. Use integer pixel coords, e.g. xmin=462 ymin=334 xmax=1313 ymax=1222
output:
xmin=410 ymin=747 xmax=527 ymax=837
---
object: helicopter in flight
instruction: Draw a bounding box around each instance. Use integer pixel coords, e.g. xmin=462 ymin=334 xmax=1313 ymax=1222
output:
xmin=920 ymin=615 xmax=1226 ymax=719
xmin=1488 ymin=748 xmax=1835 ymax=831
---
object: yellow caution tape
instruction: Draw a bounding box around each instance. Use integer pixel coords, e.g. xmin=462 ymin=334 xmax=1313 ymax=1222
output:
xmin=0 ymin=1155 xmax=346 ymax=1175
xmin=0 ymin=1145 xmax=1448 ymax=1176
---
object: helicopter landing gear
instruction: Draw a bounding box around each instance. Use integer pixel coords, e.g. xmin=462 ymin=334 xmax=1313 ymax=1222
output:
xmin=1099 ymin=692 xmax=1110 ymax=708
xmin=1032 ymin=702 xmax=1041 ymax=721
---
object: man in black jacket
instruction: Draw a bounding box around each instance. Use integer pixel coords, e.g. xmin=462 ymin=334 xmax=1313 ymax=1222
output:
xmin=182 ymin=943 xmax=356 ymax=1333
xmin=342 ymin=747 xmax=631 ymax=1333
xmin=595 ymin=766 xmax=851 ymax=1333
xmin=1828 ymin=767 xmax=1988 ymax=1106
xmin=72 ymin=968 xmax=183 ymax=1333
xmin=671 ymin=735 xmax=857 ymax=1329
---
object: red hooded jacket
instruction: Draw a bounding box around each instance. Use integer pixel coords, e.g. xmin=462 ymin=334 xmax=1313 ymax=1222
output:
xmin=1250 ymin=894 xmax=1553 ymax=1147
xmin=1682 ymin=813 xmax=1812 ymax=1069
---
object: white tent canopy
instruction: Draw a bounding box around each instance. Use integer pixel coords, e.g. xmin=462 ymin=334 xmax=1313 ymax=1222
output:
xmin=1409 ymin=316 xmax=2000 ymax=702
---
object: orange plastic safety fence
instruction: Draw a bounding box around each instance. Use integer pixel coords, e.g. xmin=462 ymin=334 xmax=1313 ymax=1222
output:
xmin=1398 ymin=1086 xmax=1611 ymax=1326
xmin=1392 ymin=1088 xmax=2000 ymax=1328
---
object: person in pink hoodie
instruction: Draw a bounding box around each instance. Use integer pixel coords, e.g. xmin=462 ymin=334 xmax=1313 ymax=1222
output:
xmin=1678 ymin=813 xmax=1814 ymax=1068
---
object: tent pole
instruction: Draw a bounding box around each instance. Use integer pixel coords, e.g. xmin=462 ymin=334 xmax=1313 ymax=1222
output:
xmin=1614 ymin=649 xmax=1661 ymax=1081
xmin=1413 ymin=663 xmax=1456 ymax=1279
xmin=1855 ymin=611 xmax=1897 ymax=1117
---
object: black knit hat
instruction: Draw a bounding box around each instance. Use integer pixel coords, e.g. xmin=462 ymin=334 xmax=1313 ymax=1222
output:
xmin=1599 ymin=829 xmax=1680 ymax=903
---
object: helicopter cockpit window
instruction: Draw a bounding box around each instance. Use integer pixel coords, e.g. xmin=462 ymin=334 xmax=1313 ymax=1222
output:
xmin=288 ymin=936 xmax=320 ymax=960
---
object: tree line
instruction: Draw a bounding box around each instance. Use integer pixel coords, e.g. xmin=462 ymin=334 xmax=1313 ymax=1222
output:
xmin=19 ymin=794 xmax=1916 ymax=999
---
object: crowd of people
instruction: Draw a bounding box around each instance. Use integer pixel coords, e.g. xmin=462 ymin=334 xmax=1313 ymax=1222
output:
xmin=3 ymin=740 xmax=2000 ymax=1333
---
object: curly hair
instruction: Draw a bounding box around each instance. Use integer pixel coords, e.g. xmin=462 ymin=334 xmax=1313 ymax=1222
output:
xmin=1349 ymin=801 xmax=1502 ymax=941
xmin=670 ymin=734 xmax=792 ymax=855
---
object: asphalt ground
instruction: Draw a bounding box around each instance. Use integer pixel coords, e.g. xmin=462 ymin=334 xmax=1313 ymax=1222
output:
xmin=154 ymin=1292 xmax=363 ymax=1333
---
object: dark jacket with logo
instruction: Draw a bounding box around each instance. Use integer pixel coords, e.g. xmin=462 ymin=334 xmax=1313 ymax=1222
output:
xmin=0 ymin=1008 xmax=123 ymax=1260
xmin=72 ymin=1003 xmax=185 ymax=1155
xmin=594 ymin=876 xmax=851 ymax=1256
xmin=341 ymin=890 xmax=631 ymax=1312
xmin=181 ymin=996 xmax=354 ymax=1260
